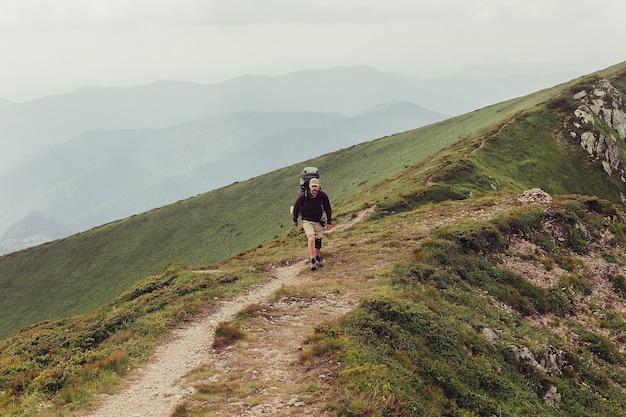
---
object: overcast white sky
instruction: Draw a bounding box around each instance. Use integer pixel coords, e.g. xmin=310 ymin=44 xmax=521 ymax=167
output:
xmin=1 ymin=0 xmax=625 ymax=102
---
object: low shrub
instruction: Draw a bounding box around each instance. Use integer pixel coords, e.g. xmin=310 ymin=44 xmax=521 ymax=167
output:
xmin=609 ymin=274 xmax=626 ymax=297
xmin=212 ymin=322 xmax=247 ymax=351
xmin=431 ymin=221 xmax=508 ymax=255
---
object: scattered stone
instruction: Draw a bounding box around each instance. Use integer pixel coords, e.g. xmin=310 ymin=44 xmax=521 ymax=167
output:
xmin=508 ymin=344 xmax=567 ymax=377
xmin=543 ymin=385 xmax=561 ymax=408
xmin=288 ymin=397 xmax=304 ymax=406
xmin=481 ymin=328 xmax=498 ymax=344
xmin=518 ymin=188 xmax=552 ymax=203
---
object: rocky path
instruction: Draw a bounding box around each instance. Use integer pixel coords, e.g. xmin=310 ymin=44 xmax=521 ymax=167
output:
xmin=81 ymin=262 xmax=323 ymax=417
xmin=80 ymin=205 xmax=378 ymax=417
xmin=80 ymin=199 xmax=528 ymax=416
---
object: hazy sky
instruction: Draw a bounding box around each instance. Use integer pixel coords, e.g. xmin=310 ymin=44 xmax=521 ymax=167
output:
xmin=1 ymin=0 xmax=625 ymax=102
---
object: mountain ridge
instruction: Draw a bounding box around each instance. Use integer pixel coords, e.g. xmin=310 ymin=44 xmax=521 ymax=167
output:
xmin=0 ymin=64 xmax=595 ymax=341
xmin=0 ymin=65 xmax=581 ymax=253
xmin=0 ymin=100 xmax=447 ymax=253
xmin=0 ymin=65 xmax=578 ymax=171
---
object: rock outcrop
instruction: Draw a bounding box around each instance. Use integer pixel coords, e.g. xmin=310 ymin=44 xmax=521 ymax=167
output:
xmin=570 ymin=79 xmax=626 ymax=184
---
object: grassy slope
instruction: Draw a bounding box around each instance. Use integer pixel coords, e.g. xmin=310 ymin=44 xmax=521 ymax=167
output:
xmin=3 ymin=191 xmax=626 ymax=416
xmin=345 ymin=62 xmax=626 ymax=215
xmin=313 ymin=195 xmax=626 ymax=417
xmin=0 ymin=66 xmax=583 ymax=341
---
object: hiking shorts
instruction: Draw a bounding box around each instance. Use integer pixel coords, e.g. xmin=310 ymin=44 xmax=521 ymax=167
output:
xmin=302 ymin=220 xmax=324 ymax=239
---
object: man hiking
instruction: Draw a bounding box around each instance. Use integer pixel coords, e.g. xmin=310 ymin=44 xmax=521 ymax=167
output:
xmin=292 ymin=177 xmax=332 ymax=270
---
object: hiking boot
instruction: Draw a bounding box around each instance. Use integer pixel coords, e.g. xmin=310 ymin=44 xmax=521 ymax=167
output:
xmin=310 ymin=260 xmax=318 ymax=271
xmin=315 ymin=257 xmax=324 ymax=268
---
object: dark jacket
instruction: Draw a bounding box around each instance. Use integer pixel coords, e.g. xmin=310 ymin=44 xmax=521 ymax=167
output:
xmin=293 ymin=190 xmax=332 ymax=224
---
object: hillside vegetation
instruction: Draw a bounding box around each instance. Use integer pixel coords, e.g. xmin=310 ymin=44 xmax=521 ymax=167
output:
xmin=2 ymin=61 xmax=626 ymax=416
xmin=0 ymin=63 xmax=582 ymax=341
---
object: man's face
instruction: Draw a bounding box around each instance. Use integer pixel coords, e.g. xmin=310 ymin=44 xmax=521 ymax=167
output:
xmin=309 ymin=184 xmax=319 ymax=196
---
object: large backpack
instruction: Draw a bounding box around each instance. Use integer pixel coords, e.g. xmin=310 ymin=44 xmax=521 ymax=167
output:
xmin=298 ymin=166 xmax=320 ymax=195
xmin=290 ymin=166 xmax=320 ymax=215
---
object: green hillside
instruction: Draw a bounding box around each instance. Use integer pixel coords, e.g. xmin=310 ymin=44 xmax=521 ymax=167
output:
xmin=2 ymin=61 xmax=626 ymax=416
xmin=0 ymin=63 xmax=586 ymax=341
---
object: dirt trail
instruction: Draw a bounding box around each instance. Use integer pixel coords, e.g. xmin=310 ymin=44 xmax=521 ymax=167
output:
xmin=80 ymin=209 xmax=377 ymax=417
xmin=81 ymin=199 xmax=524 ymax=416
xmin=79 ymin=199 xmax=526 ymax=416
xmin=81 ymin=263 xmax=312 ymax=417
xmin=85 ymin=207 xmax=374 ymax=417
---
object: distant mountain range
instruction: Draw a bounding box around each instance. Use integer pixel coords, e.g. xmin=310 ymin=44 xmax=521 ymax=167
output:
xmin=0 ymin=66 xmax=578 ymax=171
xmin=0 ymin=66 xmax=579 ymax=253
xmin=0 ymin=101 xmax=447 ymax=253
